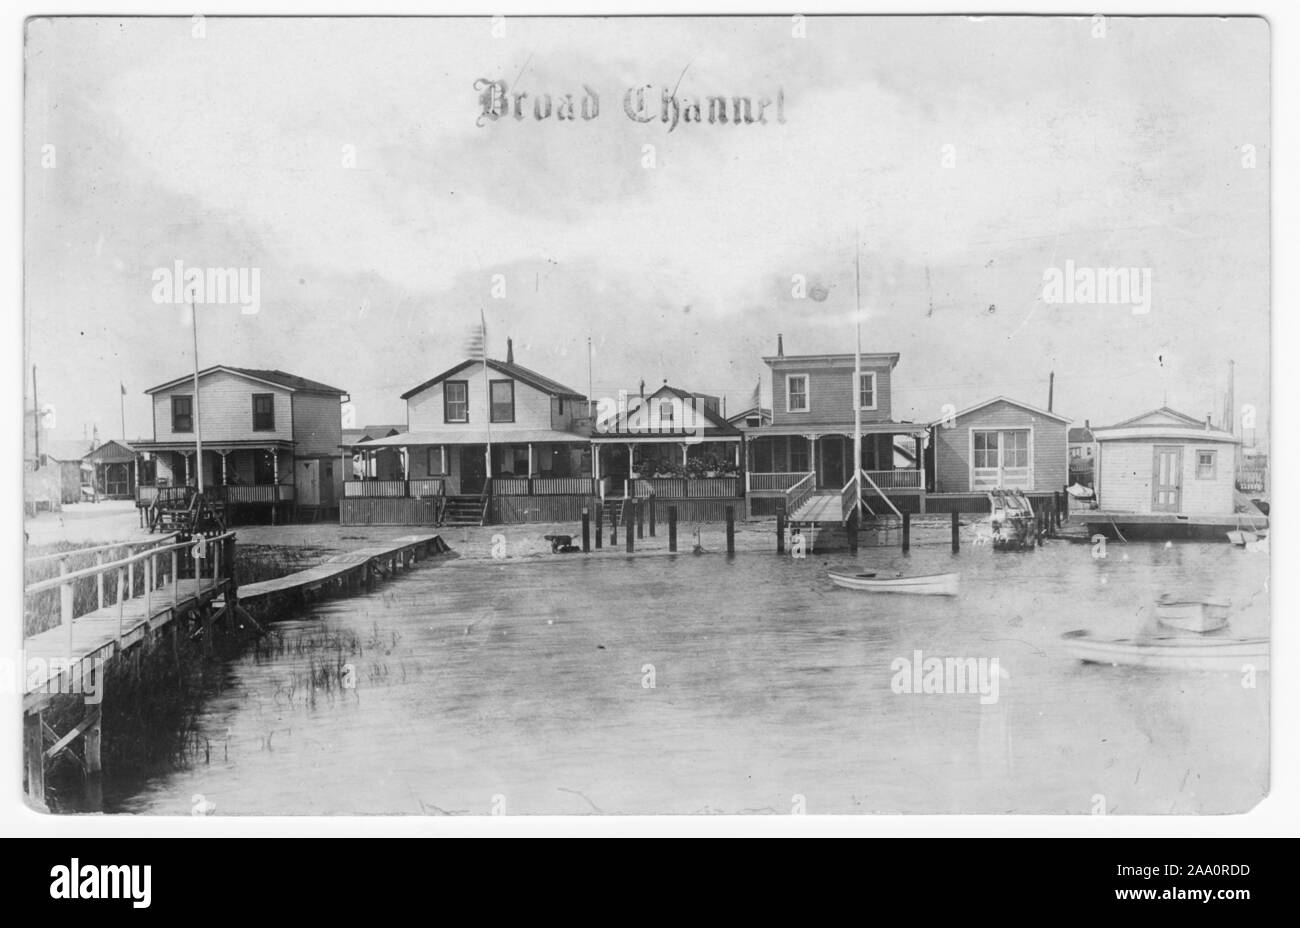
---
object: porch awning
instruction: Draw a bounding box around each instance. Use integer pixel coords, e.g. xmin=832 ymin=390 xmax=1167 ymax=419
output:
xmin=132 ymin=439 xmax=296 ymax=453
xmin=590 ymin=432 xmax=742 ymax=444
xmin=743 ymin=423 xmax=928 ymax=438
xmin=353 ymin=428 xmax=589 ymax=448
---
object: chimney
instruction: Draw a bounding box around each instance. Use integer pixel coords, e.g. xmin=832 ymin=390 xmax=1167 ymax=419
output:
xmin=777 ymin=333 xmax=784 ymax=357
xmin=639 ymin=379 xmax=645 ymax=398
xmin=1206 ymin=414 xmax=1212 ymax=430
xmin=506 ymin=337 xmax=514 ymax=364
xmin=1084 ymin=419 xmax=1090 ymax=430
xmin=1048 ymin=371 xmax=1054 ymax=412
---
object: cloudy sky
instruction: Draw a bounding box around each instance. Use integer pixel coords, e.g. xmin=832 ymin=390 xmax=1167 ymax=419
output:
xmin=25 ymin=15 xmax=1269 ymax=442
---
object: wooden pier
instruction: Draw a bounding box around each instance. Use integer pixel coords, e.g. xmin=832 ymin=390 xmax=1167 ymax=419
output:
xmin=22 ymin=531 xmax=447 ymax=810
xmin=237 ymin=534 xmax=448 ymax=615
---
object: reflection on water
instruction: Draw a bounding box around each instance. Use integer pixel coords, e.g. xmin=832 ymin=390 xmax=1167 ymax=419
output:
xmin=113 ymin=538 xmax=1269 ymax=815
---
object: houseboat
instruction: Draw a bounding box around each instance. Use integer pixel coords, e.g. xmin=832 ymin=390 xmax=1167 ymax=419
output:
xmin=1083 ymin=407 xmax=1261 ymax=540
xmin=133 ymin=365 xmax=348 ymax=524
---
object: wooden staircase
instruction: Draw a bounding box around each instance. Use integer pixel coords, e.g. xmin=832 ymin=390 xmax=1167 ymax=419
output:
xmin=147 ymin=487 xmax=226 ymax=534
xmin=441 ymin=494 xmax=489 ymax=526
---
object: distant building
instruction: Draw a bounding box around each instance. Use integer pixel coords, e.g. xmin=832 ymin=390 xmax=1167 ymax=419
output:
xmin=42 ymin=439 xmax=95 ymax=504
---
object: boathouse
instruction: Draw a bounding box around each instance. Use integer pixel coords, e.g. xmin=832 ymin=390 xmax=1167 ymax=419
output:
xmin=927 ymin=396 xmax=1070 ymax=499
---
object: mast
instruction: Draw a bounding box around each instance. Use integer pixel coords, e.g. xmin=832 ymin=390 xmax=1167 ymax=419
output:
xmin=480 ymin=309 xmax=492 ymax=480
xmin=854 ymin=238 xmax=863 ymax=519
xmin=190 ymin=298 xmax=204 ymax=493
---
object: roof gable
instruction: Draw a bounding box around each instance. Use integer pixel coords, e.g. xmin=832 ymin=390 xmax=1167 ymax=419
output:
xmin=146 ymin=365 xmax=346 ymax=396
xmin=401 ymin=358 xmax=584 ymax=401
xmin=1104 ymin=406 xmax=1208 ymax=430
xmin=930 ymin=396 xmax=1071 ymax=426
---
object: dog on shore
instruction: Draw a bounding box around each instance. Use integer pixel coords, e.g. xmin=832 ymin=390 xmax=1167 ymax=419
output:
xmin=544 ymin=534 xmax=579 ymax=553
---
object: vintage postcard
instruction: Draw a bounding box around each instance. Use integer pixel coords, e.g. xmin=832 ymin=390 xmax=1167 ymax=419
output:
xmin=21 ymin=15 xmax=1269 ymax=816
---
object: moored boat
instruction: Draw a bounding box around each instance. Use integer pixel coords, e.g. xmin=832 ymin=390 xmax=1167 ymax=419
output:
xmin=1061 ymin=629 xmax=1268 ymax=672
xmin=828 ymin=570 xmax=959 ymax=596
xmin=1155 ymin=594 xmax=1230 ymax=633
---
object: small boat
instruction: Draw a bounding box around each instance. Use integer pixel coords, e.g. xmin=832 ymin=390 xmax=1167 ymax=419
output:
xmin=828 ymin=570 xmax=959 ymax=596
xmin=1155 ymin=594 xmax=1230 ymax=633
xmin=987 ymin=488 xmax=1035 ymax=549
xmin=1061 ymin=629 xmax=1268 ymax=673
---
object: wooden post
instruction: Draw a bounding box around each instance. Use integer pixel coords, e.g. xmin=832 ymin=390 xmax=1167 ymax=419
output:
xmin=776 ymin=504 xmax=785 ymax=555
xmin=595 ymin=507 xmax=603 ymax=549
xmin=95 ymin=552 xmax=104 ymax=609
xmin=60 ymin=559 xmax=73 ymax=659
xmin=116 ymin=566 xmax=126 ymax=645
xmin=610 ymin=501 xmax=618 ymax=535
xmin=726 ymin=506 xmax=735 ymax=555
xmin=951 ymin=510 xmax=960 ymax=553
xmin=1062 ymin=483 xmax=1070 ymax=519
xmin=127 ymin=548 xmax=134 ymax=601
xmin=144 ymin=555 xmax=153 ymax=619
xmin=648 ymin=495 xmax=656 ymax=537
xmin=582 ymin=508 xmax=591 ymax=552
xmin=1037 ymin=513 xmax=1044 ymax=546
xmin=902 ymin=510 xmax=911 ymax=553
xmin=84 ymin=707 xmax=102 ymax=774
xmin=636 ymin=498 xmax=644 ymax=539
xmin=668 ymin=505 xmax=678 ymax=553
xmin=624 ymin=499 xmax=633 ymax=552
xmin=847 ymin=511 xmax=858 ymax=554
xmin=171 ymin=547 xmax=179 ymax=603
xmin=25 ymin=711 xmax=44 ymax=806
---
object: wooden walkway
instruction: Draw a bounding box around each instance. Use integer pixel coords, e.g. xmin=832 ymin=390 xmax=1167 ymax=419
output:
xmin=789 ymin=493 xmax=843 ymax=524
xmin=238 ymin=534 xmax=447 ymax=607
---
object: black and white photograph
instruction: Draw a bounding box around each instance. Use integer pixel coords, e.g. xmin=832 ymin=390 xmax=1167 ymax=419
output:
xmin=12 ymin=11 xmax=1282 ymax=828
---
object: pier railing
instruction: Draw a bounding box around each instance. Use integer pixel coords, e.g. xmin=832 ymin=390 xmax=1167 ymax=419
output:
xmin=24 ymin=531 xmax=236 ymax=653
xmin=841 ymin=474 xmax=860 ymax=523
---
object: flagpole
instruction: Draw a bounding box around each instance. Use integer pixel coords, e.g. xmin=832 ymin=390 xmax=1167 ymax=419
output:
xmin=190 ymin=297 xmax=204 ymax=494
xmin=481 ymin=309 xmax=492 ymax=481
xmin=853 ymin=237 xmax=863 ymax=519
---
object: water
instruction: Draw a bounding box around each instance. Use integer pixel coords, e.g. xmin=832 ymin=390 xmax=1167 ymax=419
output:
xmin=113 ymin=538 xmax=1269 ymax=815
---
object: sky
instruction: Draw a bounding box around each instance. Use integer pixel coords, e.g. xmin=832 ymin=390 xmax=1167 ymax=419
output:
xmin=24 ymin=15 xmax=1270 ymax=443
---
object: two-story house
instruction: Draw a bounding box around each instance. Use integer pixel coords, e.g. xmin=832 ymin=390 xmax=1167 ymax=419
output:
xmin=743 ymin=335 xmax=928 ymax=518
xmin=133 ymin=365 xmax=347 ymax=521
xmin=347 ymin=339 xmax=592 ymax=525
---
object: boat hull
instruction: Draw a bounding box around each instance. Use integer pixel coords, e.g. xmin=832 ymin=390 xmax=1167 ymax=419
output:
xmin=1062 ymin=630 xmax=1268 ymax=672
xmin=828 ymin=571 xmax=959 ymax=596
xmin=1156 ymin=597 xmax=1230 ymax=633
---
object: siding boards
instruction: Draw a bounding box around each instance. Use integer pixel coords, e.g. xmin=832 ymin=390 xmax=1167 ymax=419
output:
xmin=933 ymin=401 xmax=1068 ymax=493
xmin=152 ymin=371 xmax=293 ymax=442
xmin=768 ymin=360 xmax=893 ymax=427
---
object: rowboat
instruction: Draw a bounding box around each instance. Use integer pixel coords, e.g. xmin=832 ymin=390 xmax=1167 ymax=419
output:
xmin=828 ymin=570 xmax=959 ymax=596
xmin=1061 ymin=629 xmax=1268 ymax=672
xmin=1155 ymin=594 xmax=1230 ymax=633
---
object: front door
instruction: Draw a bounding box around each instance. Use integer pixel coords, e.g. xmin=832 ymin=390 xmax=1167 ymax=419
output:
xmin=460 ymin=446 xmax=486 ymax=495
xmin=819 ymin=436 xmax=846 ymax=489
xmin=298 ymin=459 xmax=321 ymax=506
xmin=1152 ymin=445 xmax=1182 ymax=512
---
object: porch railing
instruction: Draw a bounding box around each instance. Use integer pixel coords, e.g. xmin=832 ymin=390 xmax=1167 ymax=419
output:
xmin=747 ymin=472 xmax=810 ymax=493
xmin=861 ymin=469 xmax=923 ymax=489
xmin=344 ymin=479 xmax=408 ymax=498
xmin=216 ymin=484 xmax=295 ymax=504
xmin=531 ymin=477 xmax=594 ymax=495
xmin=625 ymin=476 xmax=742 ymax=498
xmin=1235 ymin=467 xmax=1266 ymax=493
xmin=841 ymin=474 xmax=859 ymax=524
xmin=409 ymin=477 xmax=450 ymax=498
xmin=784 ymin=472 xmax=815 ymax=517
xmin=861 ymin=469 xmax=902 ymax=519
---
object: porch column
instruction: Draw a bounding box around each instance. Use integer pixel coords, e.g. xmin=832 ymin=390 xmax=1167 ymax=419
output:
xmin=184 ymin=452 xmax=192 ymax=485
xmin=734 ymin=442 xmax=740 ymax=466
xmin=807 ymin=435 xmax=817 ymax=479
xmin=527 ymin=443 xmax=534 ymax=477
xmin=592 ymin=443 xmax=600 ymax=480
xmin=681 ymin=443 xmax=688 ymax=465
xmin=271 ymin=448 xmax=278 ymax=484
xmin=402 ymin=446 xmax=410 ymax=480
xmin=220 ymin=451 xmax=228 ymax=485
xmin=627 ymin=443 xmax=635 ymax=475
xmin=485 ymin=444 xmax=492 ymax=479
xmin=441 ymin=446 xmax=447 ymax=476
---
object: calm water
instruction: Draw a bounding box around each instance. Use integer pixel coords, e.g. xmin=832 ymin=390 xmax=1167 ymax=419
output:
xmin=114 ymin=536 xmax=1269 ymax=815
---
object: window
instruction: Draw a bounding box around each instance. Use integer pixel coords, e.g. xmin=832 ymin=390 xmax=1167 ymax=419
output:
xmin=490 ymin=380 xmax=515 ymax=423
xmin=444 ymin=381 xmax=469 ymax=423
xmin=857 ymin=372 xmax=877 ymax=410
xmin=1003 ymin=431 xmax=1029 ymax=468
xmin=252 ymin=393 xmax=275 ymax=431
xmin=427 ymin=447 xmax=446 ymax=475
xmin=659 ymin=401 xmax=675 ymax=427
xmin=786 ymin=375 xmax=809 ymax=412
xmin=973 ymin=430 xmax=999 ymax=469
xmin=1196 ymin=450 xmax=1217 ymax=480
xmin=557 ymin=398 xmax=565 ymax=415
xmin=746 ymin=416 xmax=761 ymax=428
xmin=171 ymin=395 xmax=193 ymax=433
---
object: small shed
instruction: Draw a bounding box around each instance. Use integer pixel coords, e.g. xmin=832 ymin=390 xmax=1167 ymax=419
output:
xmin=42 ymin=439 xmax=95 ymax=504
xmin=1093 ymin=407 xmax=1240 ymax=516
xmin=84 ymin=440 xmax=140 ymax=499
xmin=928 ymin=397 xmax=1070 ymax=493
